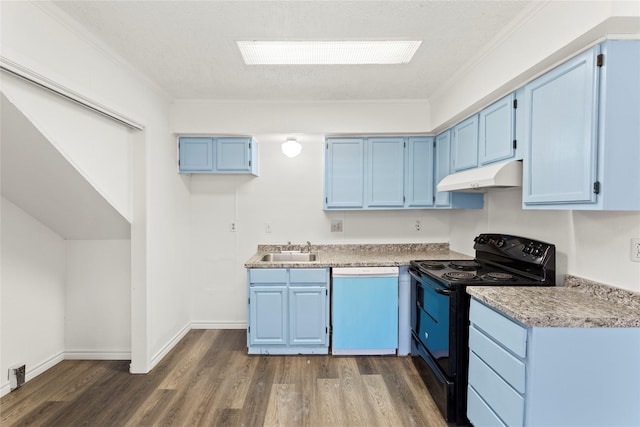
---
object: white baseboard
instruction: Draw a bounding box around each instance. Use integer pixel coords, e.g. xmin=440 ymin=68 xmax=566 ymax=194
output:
xmin=149 ymin=322 xmax=191 ymax=370
xmin=64 ymin=350 xmax=131 ymax=360
xmin=0 ymin=351 xmax=64 ymax=398
xmin=191 ymin=321 xmax=246 ymax=329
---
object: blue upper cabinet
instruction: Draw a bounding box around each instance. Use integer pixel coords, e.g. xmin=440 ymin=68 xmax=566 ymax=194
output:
xmin=523 ymin=40 xmax=640 ymax=210
xmin=479 ymin=93 xmax=517 ymax=165
xmin=434 ymin=130 xmax=484 ymax=209
xmin=451 ymin=114 xmax=479 ymax=172
xmin=325 ymin=138 xmax=365 ymax=209
xmin=215 ymin=137 xmax=253 ymax=173
xmin=179 ymin=137 xmax=214 ymax=172
xmin=366 ymin=137 xmax=406 ymax=208
xmin=434 ymin=131 xmax=452 ymax=207
xmin=406 ymin=136 xmax=435 ymax=208
xmin=178 ymin=136 xmax=258 ymax=175
xmin=523 ymin=46 xmax=599 ymax=206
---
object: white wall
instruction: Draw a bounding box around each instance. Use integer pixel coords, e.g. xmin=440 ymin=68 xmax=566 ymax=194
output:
xmin=430 ymin=1 xmax=640 ymax=131
xmin=1 ymin=198 xmax=66 ymax=395
xmin=449 ymin=189 xmax=640 ymax=293
xmin=188 ymin=133 xmax=451 ymax=326
xmin=65 ymin=240 xmax=131 ymax=359
xmin=1 ymin=1 xmax=192 ymax=373
xmin=0 ymin=77 xmax=133 ymax=221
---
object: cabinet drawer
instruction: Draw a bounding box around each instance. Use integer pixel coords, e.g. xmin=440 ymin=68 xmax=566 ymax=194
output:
xmin=249 ymin=269 xmax=287 ymax=283
xmin=469 ymin=325 xmax=526 ymax=393
xmin=468 ymin=352 xmax=524 ymax=427
xmin=470 ymin=299 xmax=527 ymax=358
xmin=290 ymin=268 xmax=328 ymax=283
xmin=467 ymin=385 xmax=506 ymax=427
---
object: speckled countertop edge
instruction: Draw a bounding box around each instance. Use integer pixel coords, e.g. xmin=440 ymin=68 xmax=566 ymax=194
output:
xmin=244 ymin=242 xmax=471 ymax=268
xmin=468 ymin=277 xmax=640 ymax=328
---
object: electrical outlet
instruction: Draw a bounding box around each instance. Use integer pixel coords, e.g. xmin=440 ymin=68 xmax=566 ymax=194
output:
xmin=230 ymin=222 xmax=237 ymax=232
xmin=265 ymin=222 xmax=272 ymax=233
xmin=415 ymin=220 xmax=422 ymax=232
xmin=331 ymin=219 xmax=343 ymax=232
xmin=9 ymin=364 xmax=25 ymax=390
xmin=631 ymin=238 xmax=640 ymax=262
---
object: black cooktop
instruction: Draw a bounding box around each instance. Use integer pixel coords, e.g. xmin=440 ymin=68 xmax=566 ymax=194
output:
xmin=410 ymin=259 xmax=544 ymax=287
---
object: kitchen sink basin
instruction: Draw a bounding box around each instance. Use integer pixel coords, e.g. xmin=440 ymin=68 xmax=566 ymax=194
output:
xmin=260 ymin=252 xmax=318 ymax=262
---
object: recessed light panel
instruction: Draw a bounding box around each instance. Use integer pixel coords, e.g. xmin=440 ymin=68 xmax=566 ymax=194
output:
xmin=237 ymin=40 xmax=422 ymax=65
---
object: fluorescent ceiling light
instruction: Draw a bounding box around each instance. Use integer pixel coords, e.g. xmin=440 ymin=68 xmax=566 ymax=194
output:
xmin=237 ymin=41 xmax=422 ymax=65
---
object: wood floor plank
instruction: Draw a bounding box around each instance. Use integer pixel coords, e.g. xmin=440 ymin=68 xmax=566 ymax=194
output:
xmin=236 ymin=355 xmax=280 ymax=427
xmin=0 ymin=330 xmax=449 ymax=427
xmin=263 ymin=383 xmax=300 ymax=426
xmin=158 ymin=329 xmax=219 ymax=390
xmin=362 ymin=374 xmax=404 ymax=427
xmin=317 ymin=378 xmax=348 ymax=427
xmin=335 ymin=357 xmax=378 ymax=426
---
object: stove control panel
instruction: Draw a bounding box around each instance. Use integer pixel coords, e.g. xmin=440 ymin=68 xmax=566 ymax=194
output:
xmin=474 ymin=234 xmax=554 ymax=265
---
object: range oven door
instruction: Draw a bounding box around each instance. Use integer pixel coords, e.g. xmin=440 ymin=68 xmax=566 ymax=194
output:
xmin=409 ymin=269 xmax=456 ymax=378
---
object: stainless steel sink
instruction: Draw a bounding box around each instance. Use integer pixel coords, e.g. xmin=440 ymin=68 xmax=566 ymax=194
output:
xmin=260 ymin=252 xmax=318 ymax=262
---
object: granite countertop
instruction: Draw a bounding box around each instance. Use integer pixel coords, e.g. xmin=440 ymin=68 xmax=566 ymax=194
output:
xmin=244 ymin=243 xmax=471 ymax=268
xmin=468 ymin=276 xmax=640 ymax=328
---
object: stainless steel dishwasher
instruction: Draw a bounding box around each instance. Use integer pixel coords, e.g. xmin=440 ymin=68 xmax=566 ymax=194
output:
xmin=331 ymin=267 xmax=399 ymax=355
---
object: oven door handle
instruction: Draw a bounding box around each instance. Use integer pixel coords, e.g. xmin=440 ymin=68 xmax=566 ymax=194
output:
xmin=409 ymin=269 xmax=452 ymax=296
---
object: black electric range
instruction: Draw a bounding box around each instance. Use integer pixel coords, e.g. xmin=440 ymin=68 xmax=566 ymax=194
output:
xmin=409 ymin=233 xmax=555 ymax=425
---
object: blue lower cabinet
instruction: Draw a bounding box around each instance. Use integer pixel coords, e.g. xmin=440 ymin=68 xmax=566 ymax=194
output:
xmin=468 ymin=298 xmax=640 ymax=426
xmin=247 ymin=268 xmax=329 ymax=354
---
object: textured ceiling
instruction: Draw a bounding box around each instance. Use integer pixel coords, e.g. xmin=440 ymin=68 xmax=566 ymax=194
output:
xmin=53 ymin=1 xmax=533 ymax=101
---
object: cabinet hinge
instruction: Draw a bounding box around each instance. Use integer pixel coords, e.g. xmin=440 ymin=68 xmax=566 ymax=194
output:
xmin=248 ymin=326 xmax=250 ymax=333
xmin=326 ymin=143 xmax=329 ymax=149
xmin=325 ymin=289 xmax=328 ymax=296
xmin=513 ymin=140 xmax=517 ymax=150
xmin=325 ymin=197 xmax=328 ymax=204
xmin=403 ymin=196 xmax=406 ymax=203
xmin=248 ymin=298 xmax=250 ymax=304
xmin=513 ymin=99 xmax=518 ymax=109
xmin=597 ymin=54 xmax=604 ymax=67
xmin=433 ymin=196 xmax=436 ymax=203
xmin=593 ymin=181 xmax=601 ymax=194
xmin=249 ymin=142 xmax=252 ymax=149
xmin=249 ymin=160 xmax=252 ymax=166
xmin=404 ymin=142 xmax=406 ymax=148
xmin=433 ymin=141 xmax=436 ymax=148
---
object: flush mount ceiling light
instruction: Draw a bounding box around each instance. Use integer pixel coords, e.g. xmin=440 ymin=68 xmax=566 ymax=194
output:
xmin=281 ymin=139 xmax=302 ymax=158
xmin=237 ymin=40 xmax=422 ymax=65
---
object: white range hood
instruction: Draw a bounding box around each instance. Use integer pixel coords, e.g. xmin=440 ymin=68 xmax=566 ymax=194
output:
xmin=437 ymin=160 xmax=523 ymax=192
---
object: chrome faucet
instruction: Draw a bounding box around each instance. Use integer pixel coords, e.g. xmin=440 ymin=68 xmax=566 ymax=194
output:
xmin=306 ymin=241 xmax=312 ymax=253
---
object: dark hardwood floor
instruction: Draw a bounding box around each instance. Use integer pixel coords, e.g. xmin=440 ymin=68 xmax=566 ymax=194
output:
xmin=1 ymin=330 xmax=448 ymax=426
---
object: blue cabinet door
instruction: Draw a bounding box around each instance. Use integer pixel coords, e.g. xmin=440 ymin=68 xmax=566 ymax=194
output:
xmin=325 ymin=138 xmax=365 ymax=208
xmin=215 ymin=137 xmax=252 ymax=172
xmin=523 ymin=46 xmax=600 ymax=205
xmin=179 ymin=137 xmax=214 ymax=172
xmin=479 ymin=94 xmax=516 ymax=165
xmin=288 ymin=286 xmax=327 ymax=345
xmin=434 ymin=131 xmax=452 ymax=207
xmin=366 ymin=137 xmax=405 ymax=208
xmin=451 ymin=114 xmax=479 ymax=172
xmin=249 ymin=285 xmax=287 ymax=346
xmin=406 ymin=137 xmax=435 ymax=207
